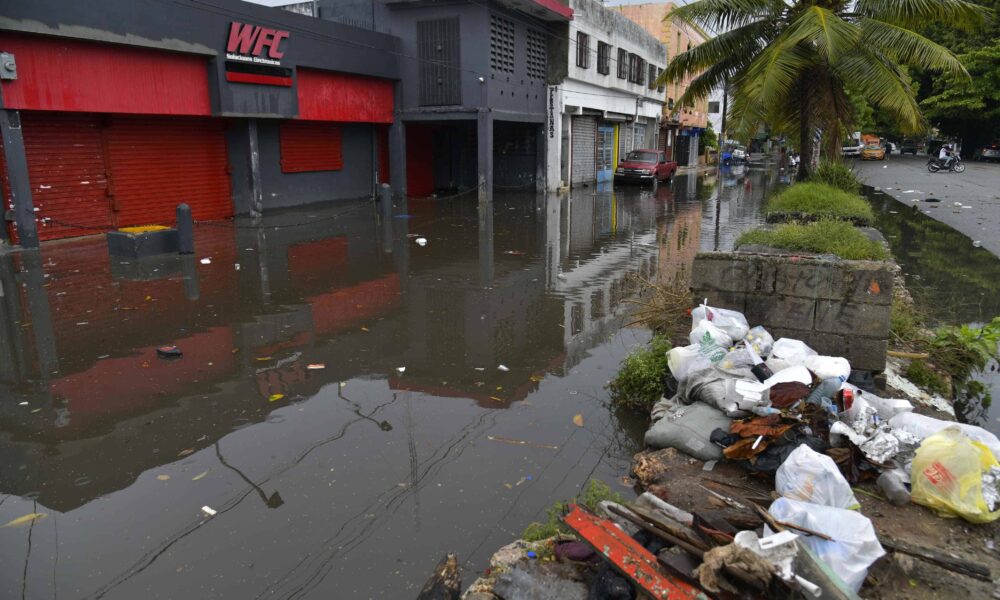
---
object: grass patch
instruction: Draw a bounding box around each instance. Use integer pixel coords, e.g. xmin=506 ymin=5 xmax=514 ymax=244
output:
xmin=806 ymin=160 xmax=862 ymax=194
xmin=904 ymin=360 xmax=950 ymax=397
xmin=736 ymin=220 xmax=888 ymax=261
xmin=608 ymin=335 xmax=672 ymax=413
xmin=522 ymin=479 xmax=624 ymax=542
xmin=765 ymin=182 xmax=874 ymax=226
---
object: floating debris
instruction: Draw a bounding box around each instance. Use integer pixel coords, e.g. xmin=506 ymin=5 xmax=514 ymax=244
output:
xmin=201 ymin=506 xmax=217 ymax=517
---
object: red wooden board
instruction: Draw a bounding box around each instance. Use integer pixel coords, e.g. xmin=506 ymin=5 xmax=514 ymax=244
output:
xmin=563 ymin=505 xmax=708 ymax=600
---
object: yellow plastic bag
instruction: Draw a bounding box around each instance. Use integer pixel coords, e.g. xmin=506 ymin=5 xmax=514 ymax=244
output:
xmin=911 ymin=426 xmax=1000 ymax=523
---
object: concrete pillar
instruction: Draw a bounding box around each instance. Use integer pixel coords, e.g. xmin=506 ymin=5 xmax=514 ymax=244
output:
xmin=535 ymin=123 xmax=546 ymax=193
xmin=0 ymin=110 xmax=38 ymax=248
xmin=477 ymin=110 xmax=493 ymax=204
xmin=247 ymin=119 xmax=264 ymax=221
xmin=478 ymin=200 xmax=494 ymax=286
xmin=389 ymin=84 xmax=407 ymax=199
xmin=0 ymin=253 xmax=29 ymax=383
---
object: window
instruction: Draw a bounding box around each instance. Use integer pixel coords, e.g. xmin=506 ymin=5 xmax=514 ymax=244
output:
xmin=637 ymin=57 xmax=646 ymax=85
xmin=279 ymin=121 xmax=343 ymax=173
xmin=417 ymin=18 xmax=461 ymax=106
xmin=490 ymin=15 xmax=515 ymax=74
xmin=708 ymin=101 xmax=720 ymax=114
xmin=657 ymin=68 xmax=665 ymax=93
xmin=597 ymin=41 xmax=610 ymax=75
xmin=616 ymin=48 xmax=627 ymax=79
xmin=526 ymin=28 xmax=547 ymax=81
xmin=627 ymin=53 xmax=638 ymax=83
xmin=647 ymin=64 xmax=657 ymax=90
xmin=576 ymin=32 xmax=590 ymax=68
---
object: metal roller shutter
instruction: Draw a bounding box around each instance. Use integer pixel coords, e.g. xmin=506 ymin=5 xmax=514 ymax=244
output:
xmin=570 ymin=115 xmax=596 ymax=186
xmin=105 ymin=116 xmax=231 ymax=227
xmin=0 ymin=113 xmax=111 ymax=241
xmin=618 ymin=125 xmax=633 ymax=162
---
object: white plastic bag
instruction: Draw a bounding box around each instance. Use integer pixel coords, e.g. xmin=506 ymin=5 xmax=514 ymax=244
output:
xmin=775 ymin=444 xmax=860 ymax=510
xmin=692 ymin=303 xmax=750 ymax=342
xmin=744 ymin=325 xmax=774 ymax=358
xmin=803 ymin=355 xmax=851 ymax=382
xmin=689 ymin=321 xmax=733 ymax=363
xmin=667 ymin=345 xmax=711 ymax=382
xmin=765 ymin=338 xmax=817 ymax=373
xmin=889 ymin=412 xmax=1000 ymax=461
xmin=767 ymin=497 xmax=885 ymax=592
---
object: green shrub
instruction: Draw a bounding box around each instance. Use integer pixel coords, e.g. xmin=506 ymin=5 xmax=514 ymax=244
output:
xmin=766 ymin=182 xmax=874 ymax=225
xmin=736 ymin=220 xmax=889 ymax=260
xmin=608 ymin=335 xmax=672 ymax=413
xmin=890 ymin=296 xmax=926 ymax=349
xmin=807 ymin=160 xmax=862 ymax=194
xmin=904 ymin=360 xmax=950 ymax=397
xmin=522 ymin=479 xmax=624 ymax=541
xmin=929 ymin=317 xmax=1000 ymax=390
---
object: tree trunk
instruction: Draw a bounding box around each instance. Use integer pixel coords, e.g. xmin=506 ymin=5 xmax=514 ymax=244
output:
xmin=796 ymin=88 xmax=813 ymax=181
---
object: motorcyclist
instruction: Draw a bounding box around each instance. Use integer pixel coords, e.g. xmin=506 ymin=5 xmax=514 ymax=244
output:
xmin=938 ymin=144 xmax=956 ymax=170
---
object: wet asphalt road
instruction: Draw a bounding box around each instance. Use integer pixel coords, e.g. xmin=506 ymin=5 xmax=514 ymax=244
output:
xmin=855 ymin=153 xmax=1000 ymax=257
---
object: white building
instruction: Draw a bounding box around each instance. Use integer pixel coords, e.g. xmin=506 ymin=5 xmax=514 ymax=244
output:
xmin=707 ymin=87 xmax=725 ymax=139
xmin=546 ymin=0 xmax=667 ymax=190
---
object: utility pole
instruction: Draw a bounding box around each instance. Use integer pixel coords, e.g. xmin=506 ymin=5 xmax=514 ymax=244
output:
xmin=720 ymin=76 xmax=729 ymax=146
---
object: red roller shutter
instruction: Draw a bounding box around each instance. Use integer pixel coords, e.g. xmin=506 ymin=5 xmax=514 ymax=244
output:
xmin=105 ymin=116 xmax=231 ymax=227
xmin=279 ymin=121 xmax=343 ymax=173
xmin=0 ymin=113 xmax=111 ymax=241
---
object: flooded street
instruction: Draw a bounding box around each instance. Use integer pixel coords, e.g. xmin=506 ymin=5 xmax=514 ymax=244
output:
xmin=0 ymin=167 xmax=776 ymax=599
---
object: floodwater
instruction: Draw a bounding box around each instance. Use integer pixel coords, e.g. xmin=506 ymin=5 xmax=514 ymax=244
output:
xmin=0 ymin=165 xmax=778 ymax=599
xmin=867 ymin=190 xmax=1000 ymax=433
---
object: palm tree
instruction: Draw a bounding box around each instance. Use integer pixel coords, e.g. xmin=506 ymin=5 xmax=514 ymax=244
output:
xmin=659 ymin=0 xmax=988 ymax=179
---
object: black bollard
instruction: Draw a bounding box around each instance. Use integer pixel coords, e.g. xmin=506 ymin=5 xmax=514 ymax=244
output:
xmin=176 ymin=203 xmax=194 ymax=254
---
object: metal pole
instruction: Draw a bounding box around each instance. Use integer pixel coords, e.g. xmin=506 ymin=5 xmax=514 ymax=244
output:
xmin=0 ymin=110 xmax=38 ymax=248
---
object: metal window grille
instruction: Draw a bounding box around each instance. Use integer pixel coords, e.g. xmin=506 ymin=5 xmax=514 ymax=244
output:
xmin=597 ymin=41 xmax=610 ymax=75
xmin=490 ymin=15 xmax=515 ymax=74
xmin=647 ymin=64 xmax=657 ymax=90
xmin=616 ymin=48 xmax=627 ymax=79
xmin=657 ymin=68 xmax=665 ymax=93
xmin=418 ymin=18 xmax=461 ymax=106
xmin=526 ymin=28 xmax=547 ymax=81
xmin=576 ymin=32 xmax=590 ymax=69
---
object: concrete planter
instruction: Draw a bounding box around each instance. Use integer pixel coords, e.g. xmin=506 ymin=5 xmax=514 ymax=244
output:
xmin=691 ymin=235 xmax=895 ymax=372
xmin=106 ymin=227 xmax=179 ymax=259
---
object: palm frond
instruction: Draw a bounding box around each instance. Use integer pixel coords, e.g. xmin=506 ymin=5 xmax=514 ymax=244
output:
xmin=859 ymin=18 xmax=969 ymax=77
xmin=853 ymin=0 xmax=988 ymax=32
xmin=660 ymin=21 xmax=768 ymax=85
xmin=670 ymin=0 xmax=785 ymax=33
xmin=835 ymin=50 xmax=925 ymax=133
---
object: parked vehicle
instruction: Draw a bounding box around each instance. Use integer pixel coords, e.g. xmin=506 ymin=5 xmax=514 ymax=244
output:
xmin=976 ymin=143 xmax=1000 ymax=162
xmin=861 ymin=143 xmax=887 ymax=161
xmin=927 ymin=154 xmax=966 ymax=173
xmin=900 ymin=139 xmax=922 ymax=155
xmin=721 ymin=142 xmax=747 ymax=166
xmin=614 ymin=150 xmax=677 ymax=185
xmin=842 ymin=139 xmax=864 ymax=157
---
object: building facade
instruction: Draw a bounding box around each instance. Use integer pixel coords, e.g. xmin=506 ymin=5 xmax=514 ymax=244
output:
xmin=612 ymin=2 xmax=709 ymax=166
xmin=0 ymin=0 xmax=401 ymax=248
xmin=314 ymin=0 xmax=573 ymax=200
xmin=547 ymin=0 xmax=666 ymax=190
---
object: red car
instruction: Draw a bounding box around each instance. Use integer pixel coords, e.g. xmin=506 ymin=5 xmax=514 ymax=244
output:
xmin=614 ymin=149 xmax=678 ymax=185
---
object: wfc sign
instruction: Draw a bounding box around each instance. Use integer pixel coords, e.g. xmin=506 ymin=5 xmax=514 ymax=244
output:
xmin=226 ymin=22 xmax=290 ymax=66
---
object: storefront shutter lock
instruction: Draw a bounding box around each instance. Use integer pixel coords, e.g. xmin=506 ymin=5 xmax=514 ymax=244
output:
xmin=0 ymin=53 xmax=15 ymax=80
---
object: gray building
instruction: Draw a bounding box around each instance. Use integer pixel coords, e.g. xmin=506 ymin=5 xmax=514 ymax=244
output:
xmin=315 ymin=0 xmax=573 ymax=200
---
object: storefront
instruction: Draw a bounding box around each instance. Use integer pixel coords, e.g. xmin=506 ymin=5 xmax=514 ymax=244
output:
xmin=0 ymin=0 xmax=400 ymax=247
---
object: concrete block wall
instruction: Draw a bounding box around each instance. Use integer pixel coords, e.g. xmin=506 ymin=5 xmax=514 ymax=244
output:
xmin=691 ymin=251 xmax=895 ymax=371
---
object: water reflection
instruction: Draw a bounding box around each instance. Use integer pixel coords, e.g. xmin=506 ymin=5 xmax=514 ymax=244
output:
xmin=0 ymin=166 xmax=777 ymax=599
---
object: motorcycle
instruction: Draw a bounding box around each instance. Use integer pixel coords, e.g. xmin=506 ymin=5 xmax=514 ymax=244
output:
xmin=927 ymin=155 xmax=966 ymax=173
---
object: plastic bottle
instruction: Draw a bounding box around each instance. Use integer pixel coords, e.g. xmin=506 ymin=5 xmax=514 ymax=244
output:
xmin=806 ymin=377 xmax=842 ymax=407
xmin=877 ymin=470 xmax=910 ymax=506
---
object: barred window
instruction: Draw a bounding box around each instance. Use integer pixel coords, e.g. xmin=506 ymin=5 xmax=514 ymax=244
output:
xmin=648 ymin=64 xmax=657 ymax=90
xmin=490 ymin=15 xmax=515 ymax=74
xmin=576 ymin=32 xmax=590 ymax=68
xmin=597 ymin=41 xmax=610 ymax=75
xmin=616 ymin=48 xmax=627 ymax=79
xmin=526 ymin=28 xmax=547 ymax=81
xmin=657 ymin=68 xmax=665 ymax=93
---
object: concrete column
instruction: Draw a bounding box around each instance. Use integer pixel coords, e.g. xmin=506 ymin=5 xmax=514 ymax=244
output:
xmin=0 ymin=110 xmax=38 ymax=248
xmin=476 ymin=110 xmax=493 ymax=204
xmin=247 ymin=119 xmax=264 ymax=221
xmin=535 ymin=123 xmax=546 ymax=193
xmin=389 ymin=84 xmax=407 ymax=199
xmin=0 ymin=253 xmax=28 ymax=383
xmin=478 ymin=200 xmax=494 ymax=286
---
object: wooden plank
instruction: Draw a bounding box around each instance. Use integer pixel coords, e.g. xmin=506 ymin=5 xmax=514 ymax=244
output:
xmin=562 ymin=505 xmax=709 ymax=600
xmin=881 ymin=537 xmax=992 ymax=582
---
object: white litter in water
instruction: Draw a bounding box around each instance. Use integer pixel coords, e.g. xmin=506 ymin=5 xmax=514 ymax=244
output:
xmin=973 ymin=241 xmax=983 ymax=247
xmin=396 ymin=367 xmax=406 ymax=374
xmin=19 ymin=402 xmax=28 ymax=406
xmin=39 ymin=185 xmax=51 ymax=189
xmin=414 ymin=237 xmax=428 ymax=246
xmin=80 ymin=181 xmax=90 ymax=185
xmin=234 ymin=263 xmax=241 ymax=271
xmin=883 ymin=165 xmax=888 ymax=169
xmin=33 ymin=208 xmax=40 ymax=212
xmin=954 ymin=202 xmax=962 ymax=206
xmin=201 ymin=506 xmax=217 ymax=517
xmin=902 ymin=190 xmax=920 ymax=194
xmin=498 ymin=365 xmax=510 ymax=372
xmin=200 ymin=258 xmax=212 ymax=265
xmin=474 ymin=367 xmax=485 ymax=371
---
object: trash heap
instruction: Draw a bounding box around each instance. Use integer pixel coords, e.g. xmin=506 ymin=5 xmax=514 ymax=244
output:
xmin=631 ymin=300 xmax=1000 ymax=593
